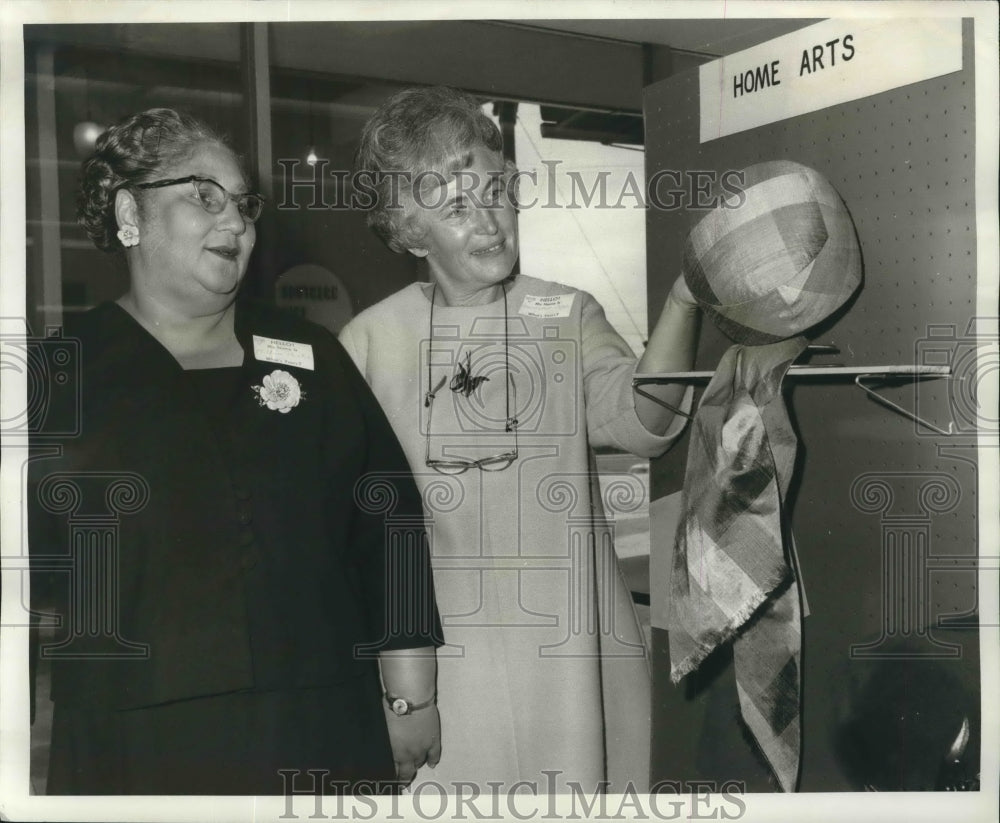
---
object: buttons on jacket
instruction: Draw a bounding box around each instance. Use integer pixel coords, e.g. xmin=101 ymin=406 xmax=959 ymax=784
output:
xmin=240 ymin=548 xmax=259 ymax=571
xmin=233 ymin=484 xmax=257 ymax=569
xmin=233 ymin=484 xmax=253 ymax=527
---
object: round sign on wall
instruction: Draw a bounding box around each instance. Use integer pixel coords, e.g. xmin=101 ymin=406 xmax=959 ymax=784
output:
xmin=274 ymin=264 xmax=354 ymax=334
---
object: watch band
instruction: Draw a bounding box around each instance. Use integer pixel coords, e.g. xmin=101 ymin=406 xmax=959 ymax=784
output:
xmin=384 ymin=692 xmax=436 ymax=716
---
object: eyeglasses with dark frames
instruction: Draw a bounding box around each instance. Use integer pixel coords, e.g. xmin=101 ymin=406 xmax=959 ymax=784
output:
xmin=133 ymin=175 xmax=265 ymax=223
xmin=424 ymin=372 xmax=519 ymax=475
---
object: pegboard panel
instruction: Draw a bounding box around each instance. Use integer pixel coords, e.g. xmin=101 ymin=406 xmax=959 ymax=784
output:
xmin=644 ymin=19 xmax=980 ymax=791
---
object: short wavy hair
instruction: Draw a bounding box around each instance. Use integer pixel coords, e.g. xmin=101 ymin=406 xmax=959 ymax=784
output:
xmin=354 ymin=86 xmax=507 ymax=253
xmin=77 ymin=108 xmax=234 ymax=252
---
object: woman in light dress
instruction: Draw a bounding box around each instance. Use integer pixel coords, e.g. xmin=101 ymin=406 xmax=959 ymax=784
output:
xmin=340 ymin=86 xmax=700 ymax=795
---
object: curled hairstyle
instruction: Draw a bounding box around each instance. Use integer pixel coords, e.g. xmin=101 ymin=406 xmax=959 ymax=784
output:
xmin=355 ymin=86 xmax=507 ymax=253
xmin=77 ymin=108 xmax=231 ymax=252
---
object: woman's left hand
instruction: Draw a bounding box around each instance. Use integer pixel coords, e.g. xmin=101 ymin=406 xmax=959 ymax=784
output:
xmin=384 ymin=704 xmax=442 ymax=786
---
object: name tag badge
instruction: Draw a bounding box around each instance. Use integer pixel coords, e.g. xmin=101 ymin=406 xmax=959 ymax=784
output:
xmin=519 ymin=293 xmax=575 ymax=319
xmin=252 ymin=335 xmax=315 ymax=371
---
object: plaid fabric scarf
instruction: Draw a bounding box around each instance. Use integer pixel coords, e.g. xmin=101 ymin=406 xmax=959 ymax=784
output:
xmin=668 ymin=336 xmax=806 ymax=792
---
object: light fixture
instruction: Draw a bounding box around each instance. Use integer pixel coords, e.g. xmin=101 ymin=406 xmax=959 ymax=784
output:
xmin=305 ymin=84 xmax=318 ymax=166
xmin=73 ymin=121 xmax=104 ymax=158
xmin=72 ymin=67 xmax=104 ymax=158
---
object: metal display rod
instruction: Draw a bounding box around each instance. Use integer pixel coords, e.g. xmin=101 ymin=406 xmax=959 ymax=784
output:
xmin=634 ymin=356 xmax=953 ymax=435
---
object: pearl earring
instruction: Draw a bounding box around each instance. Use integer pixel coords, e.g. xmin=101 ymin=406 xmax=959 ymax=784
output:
xmin=117 ymin=226 xmax=139 ymax=248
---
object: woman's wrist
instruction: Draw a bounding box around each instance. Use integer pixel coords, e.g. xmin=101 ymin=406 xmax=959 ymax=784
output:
xmin=384 ymin=687 xmax=437 ymax=704
xmin=378 ymin=647 xmax=438 ymax=708
xmin=384 ymin=690 xmax=437 ymax=717
xmin=667 ymin=275 xmax=700 ymax=313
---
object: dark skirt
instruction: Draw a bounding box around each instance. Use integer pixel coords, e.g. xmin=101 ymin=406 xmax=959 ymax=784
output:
xmin=46 ymin=674 xmax=396 ymax=795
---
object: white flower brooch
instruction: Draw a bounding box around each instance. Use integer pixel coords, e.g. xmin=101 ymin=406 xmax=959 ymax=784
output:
xmin=251 ymin=369 xmax=305 ymax=413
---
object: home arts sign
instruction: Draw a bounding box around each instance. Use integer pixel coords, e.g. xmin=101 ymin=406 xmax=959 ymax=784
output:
xmin=699 ymin=18 xmax=963 ymax=142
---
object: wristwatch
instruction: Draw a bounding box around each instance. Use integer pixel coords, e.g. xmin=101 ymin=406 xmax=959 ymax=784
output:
xmin=384 ymin=692 xmax=436 ymax=716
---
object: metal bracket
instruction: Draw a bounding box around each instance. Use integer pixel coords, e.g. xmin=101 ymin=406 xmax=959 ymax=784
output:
xmin=633 ymin=342 xmax=954 ymax=435
xmin=854 ymin=374 xmax=955 ymax=436
xmin=633 ymin=384 xmax=695 ymax=420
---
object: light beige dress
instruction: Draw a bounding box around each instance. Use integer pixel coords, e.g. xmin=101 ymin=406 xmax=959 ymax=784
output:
xmin=340 ymin=274 xmax=688 ymax=794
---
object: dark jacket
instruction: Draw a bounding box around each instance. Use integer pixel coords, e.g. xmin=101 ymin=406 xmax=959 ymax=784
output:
xmin=29 ymin=299 xmax=442 ymax=711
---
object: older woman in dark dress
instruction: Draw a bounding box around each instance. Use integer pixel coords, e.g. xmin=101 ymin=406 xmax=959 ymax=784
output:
xmin=29 ymin=108 xmax=442 ymax=795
